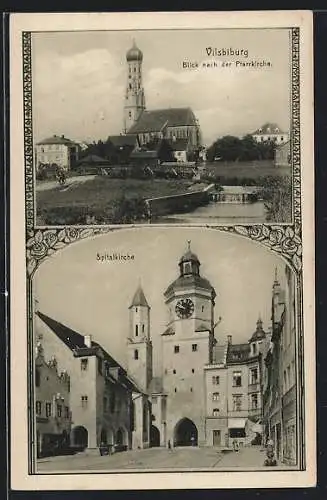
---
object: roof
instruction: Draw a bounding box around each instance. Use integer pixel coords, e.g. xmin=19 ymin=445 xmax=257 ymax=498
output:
xmin=36 ymin=311 xmax=141 ymax=393
xmin=169 ymin=138 xmax=189 ymax=151
xmin=127 ymin=107 xmax=197 ymax=134
xmin=164 ymin=274 xmax=215 ymax=297
xmin=78 ymin=154 xmax=108 ymax=164
xmin=108 ymin=135 xmax=138 ymax=148
xmin=161 ymin=326 xmax=175 ymax=336
xmin=212 ymin=344 xmax=226 ymax=364
xmin=179 ymin=249 xmax=200 ymax=265
xmin=252 ymin=123 xmax=285 ymax=135
xmin=250 ymin=318 xmax=266 ymax=342
xmin=126 ymin=41 xmax=143 ymax=62
xmin=148 ymin=376 xmax=164 ymax=394
xmin=37 ymin=134 xmax=76 ymax=146
xmin=226 ymin=343 xmax=251 ymax=364
xmin=130 ymin=150 xmax=158 ymax=159
xmin=129 ymin=286 xmax=149 ymax=308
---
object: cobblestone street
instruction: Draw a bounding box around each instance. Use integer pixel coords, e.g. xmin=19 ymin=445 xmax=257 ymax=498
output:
xmin=37 ymin=446 xmax=294 ymax=473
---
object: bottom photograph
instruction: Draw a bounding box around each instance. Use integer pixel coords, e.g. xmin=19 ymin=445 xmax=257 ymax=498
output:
xmin=30 ymin=227 xmax=301 ymax=473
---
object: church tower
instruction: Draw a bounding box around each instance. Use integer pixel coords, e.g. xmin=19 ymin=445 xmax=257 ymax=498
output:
xmin=123 ymin=40 xmax=146 ymax=133
xmin=161 ymin=242 xmax=217 ymax=446
xmin=127 ymin=285 xmax=152 ymax=393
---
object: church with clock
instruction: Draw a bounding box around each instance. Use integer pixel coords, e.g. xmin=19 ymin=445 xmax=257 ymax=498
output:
xmin=126 ymin=241 xmax=268 ymax=449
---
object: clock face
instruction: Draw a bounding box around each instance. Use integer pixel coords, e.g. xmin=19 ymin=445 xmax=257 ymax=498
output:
xmin=175 ymin=298 xmax=194 ymax=319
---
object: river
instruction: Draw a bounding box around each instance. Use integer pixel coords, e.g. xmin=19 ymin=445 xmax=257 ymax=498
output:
xmin=153 ymin=201 xmax=267 ymax=224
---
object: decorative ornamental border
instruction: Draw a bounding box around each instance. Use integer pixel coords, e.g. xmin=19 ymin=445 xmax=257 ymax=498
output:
xmin=21 ymin=27 xmax=305 ymax=473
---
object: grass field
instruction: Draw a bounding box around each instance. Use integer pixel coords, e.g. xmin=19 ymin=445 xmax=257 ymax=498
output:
xmin=205 ymin=161 xmax=290 ymax=179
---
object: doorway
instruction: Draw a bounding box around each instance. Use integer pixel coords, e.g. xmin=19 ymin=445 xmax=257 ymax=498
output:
xmin=213 ymin=430 xmax=221 ymax=446
xmin=174 ymin=418 xmax=198 ymax=446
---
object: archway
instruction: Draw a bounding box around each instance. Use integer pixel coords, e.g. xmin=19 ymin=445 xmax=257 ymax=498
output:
xmin=100 ymin=428 xmax=107 ymax=444
xmin=116 ymin=427 xmax=126 ymax=446
xmin=150 ymin=425 xmax=160 ymax=447
xmin=174 ymin=418 xmax=198 ymax=447
xmin=72 ymin=426 xmax=88 ymax=449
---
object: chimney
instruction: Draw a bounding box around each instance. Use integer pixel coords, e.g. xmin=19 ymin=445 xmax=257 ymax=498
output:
xmin=84 ymin=335 xmax=92 ymax=348
xmin=61 ymin=134 xmax=65 ymax=139
xmin=227 ymin=335 xmax=232 ymax=345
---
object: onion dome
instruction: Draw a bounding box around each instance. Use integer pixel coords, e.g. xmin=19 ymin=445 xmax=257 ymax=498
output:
xmin=126 ymin=40 xmax=143 ymax=62
xmin=250 ymin=317 xmax=266 ymax=342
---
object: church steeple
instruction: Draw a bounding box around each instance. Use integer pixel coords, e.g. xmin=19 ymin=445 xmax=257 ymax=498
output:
xmin=178 ymin=240 xmax=201 ymax=277
xmin=124 ymin=40 xmax=146 ymax=133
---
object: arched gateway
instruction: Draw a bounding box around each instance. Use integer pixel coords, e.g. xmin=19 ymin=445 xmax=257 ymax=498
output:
xmin=150 ymin=425 xmax=160 ymax=447
xmin=174 ymin=418 xmax=198 ymax=447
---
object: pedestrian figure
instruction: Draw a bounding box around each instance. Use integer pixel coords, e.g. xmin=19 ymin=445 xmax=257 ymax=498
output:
xmin=190 ymin=435 xmax=195 ymax=447
xmin=168 ymin=439 xmax=171 ymax=450
xmin=264 ymin=437 xmax=277 ymax=466
xmin=232 ymin=439 xmax=237 ymax=452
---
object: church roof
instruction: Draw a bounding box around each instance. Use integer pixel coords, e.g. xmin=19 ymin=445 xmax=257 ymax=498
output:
xmin=129 ymin=285 xmax=149 ymax=308
xmin=127 ymin=107 xmax=197 ymax=134
xmin=36 ymin=311 xmax=141 ymax=392
xmin=108 ymin=135 xmax=138 ymax=148
xmin=164 ymin=274 xmax=215 ymax=296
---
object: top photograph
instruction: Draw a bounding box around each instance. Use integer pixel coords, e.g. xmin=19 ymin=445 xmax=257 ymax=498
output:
xmin=28 ymin=27 xmax=296 ymax=226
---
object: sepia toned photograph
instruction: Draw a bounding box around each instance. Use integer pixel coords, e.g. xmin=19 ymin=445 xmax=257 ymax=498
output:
xmin=10 ymin=10 xmax=314 ymax=491
xmin=29 ymin=27 xmax=293 ymax=226
xmin=30 ymin=228 xmax=300 ymax=473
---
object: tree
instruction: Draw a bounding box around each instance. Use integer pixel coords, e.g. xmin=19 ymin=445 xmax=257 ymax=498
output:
xmin=259 ymin=175 xmax=292 ymax=222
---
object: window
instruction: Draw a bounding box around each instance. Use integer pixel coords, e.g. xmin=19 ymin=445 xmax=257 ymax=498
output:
xmin=65 ymin=406 xmax=70 ymax=418
xmin=192 ymin=368 xmax=195 ymax=374
xmin=81 ymin=395 xmax=88 ymax=408
xmin=81 ymin=359 xmax=88 ymax=371
xmin=174 ymin=388 xmax=177 ymax=393
xmin=284 ymin=370 xmax=287 ymax=390
xmin=190 ymin=387 xmax=193 ymax=392
xmin=173 ymin=369 xmax=176 ymax=374
xmin=57 ymin=404 xmax=62 ymax=417
xmin=184 ymin=262 xmax=192 ymax=274
xmin=136 ymin=307 xmax=138 ymax=312
xmin=212 ymin=392 xmax=220 ymax=402
xmin=35 ymin=368 xmax=41 ymax=387
xmin=233 ymin=371 xmax=242 ymax=387
xmin=287 ymin=365 xmax=291 ymax=387
xmin=251 ymin=393 xmax=258 ymax=410
xmin=212 ymin=376 xmax=220 ymax=385
xmin=97 ymin=358 xmax=102 ymax=375
xmin=134 ymin=349 xmax=139 ymax=360
xmin=252 ymin=343 xmax=257 ymax=355
xmin=135 ymin=325 xmax=138 ymax=336
xmin=36 ymin=401 xmax=42 ymax=415
xmin=45 ymin=402 xmax=52 ymax=417
xmin=174 ymin=345 xmax=180 ymax=353
xmin=213 ymin=408 xmax=220 ymax=417
xmin=142 ymin=324 xmax=145 ymax=333
xmin=232 ymin=394 xmax=242 ymax=411
xmin=250 ymin=368 xmax=258 ymax=385
xmin=192 ymin=344 xmax=198 ymax=352
xmin=201 ymin=306 xmax=204 ymax=312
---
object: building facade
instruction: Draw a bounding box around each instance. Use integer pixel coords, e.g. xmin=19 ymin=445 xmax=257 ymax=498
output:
xmin=34 ymin=311 xmax=150 ymax=452
xmin=35 ymin=341 xmax=71 ymax=457
xmin=252 ymin=123 xmax=289 ymax=145
xmin=35 ymin=134 xmax=80 ymax=171
xmin=262 ymin=267 xmax=297 ymax=465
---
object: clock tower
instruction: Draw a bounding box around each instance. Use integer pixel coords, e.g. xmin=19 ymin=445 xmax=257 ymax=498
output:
xmin=161 ymin=242 xmax=217 ymax=446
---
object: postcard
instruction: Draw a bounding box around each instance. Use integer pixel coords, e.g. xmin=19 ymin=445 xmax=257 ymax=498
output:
xmin=9 ymin=11 xmax=315 ymax=490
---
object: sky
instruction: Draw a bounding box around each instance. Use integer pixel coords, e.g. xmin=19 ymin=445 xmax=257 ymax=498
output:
xmin=31 ymin=28 xmax=291 ymax=146
xmin=33 ymin=227 xmax=290 ymax=375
